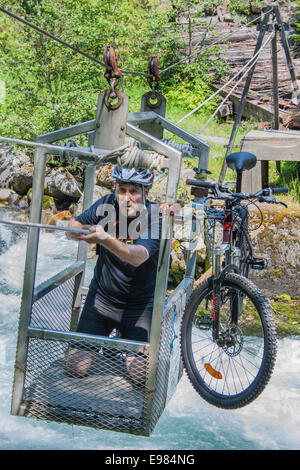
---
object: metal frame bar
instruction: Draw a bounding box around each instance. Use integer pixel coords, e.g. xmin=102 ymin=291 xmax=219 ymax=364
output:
xmin=128 ymin=112 xmax=210 ymax=171
xmin=11 ymin=119 xmax=98 ymax=417
xmin=126 ymin=122 xmax=182 ymax=417
xmin=27 ymin=327 xmax=149 ymax=354
xmin=37 ymin=119 xmax=96 ymax=143
xmin=166 ymin=277 xmax=194 ymax=313
xmin=33 ymin=261 xmax=85 ymax=303
xmin=274 ymin=5 xmax=300 ymax=109
xmin=11 ymin=147 xmax=48 ymax=416
xmin=0 ymin=135 xmax=100 ymax=162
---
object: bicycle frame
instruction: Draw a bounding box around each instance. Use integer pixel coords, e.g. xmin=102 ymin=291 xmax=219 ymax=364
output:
xmin=187 ymin=168 xmax=286 ymax=350
xmin=211 ymin=199 xmax=251 ymax=277
xmin=206 ymin=201 xmax=249 ymax=343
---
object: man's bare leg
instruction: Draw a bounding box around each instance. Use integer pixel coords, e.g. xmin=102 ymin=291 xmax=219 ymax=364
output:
xmin=126 ymin=354 xmax=147 ymax=386
xmin=66 ymin=348 xmax=98 ymax=378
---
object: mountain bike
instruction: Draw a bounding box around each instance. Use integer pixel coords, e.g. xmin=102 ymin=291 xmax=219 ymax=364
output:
xmin=181 ymin=151 xmax=288 ymax=409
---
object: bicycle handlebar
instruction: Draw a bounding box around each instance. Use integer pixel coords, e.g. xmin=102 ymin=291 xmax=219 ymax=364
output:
xmin=186 ymin=179 xmax=229 ymax=193
xmin=267 ymin=187 xmax=288 ymax=195
xmin=186 ymin=179 xmax=288 ymax=205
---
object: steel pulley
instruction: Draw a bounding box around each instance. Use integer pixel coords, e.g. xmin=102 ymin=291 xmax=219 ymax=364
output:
xmin=147 ymin=56 xmax=161 ymax=92
xmin=143 ymin=56 xmax=163 ymax=109
xmin=139 ymin=56 xmax=166 ymax=150
xmin=103 ymin=45 xmax=123 ymax=110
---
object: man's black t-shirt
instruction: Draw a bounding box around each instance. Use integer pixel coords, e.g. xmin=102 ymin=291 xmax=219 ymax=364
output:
xmin=75 ymin=193 xmax=161 ymax=310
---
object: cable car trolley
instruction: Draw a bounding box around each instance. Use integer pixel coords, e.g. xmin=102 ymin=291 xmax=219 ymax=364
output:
xmin=6 ymin=67 xmax=209 ymax=436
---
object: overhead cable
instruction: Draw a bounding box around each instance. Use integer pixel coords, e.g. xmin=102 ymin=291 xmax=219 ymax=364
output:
xmin=0 ymin=5 xmax=268 ymax=83
xmin=0 ymin=6 xmax=152 ymax=79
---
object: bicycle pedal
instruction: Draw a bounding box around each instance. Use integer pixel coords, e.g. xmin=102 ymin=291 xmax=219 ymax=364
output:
xmin=248 ymin=257 xmax=266 ymax=270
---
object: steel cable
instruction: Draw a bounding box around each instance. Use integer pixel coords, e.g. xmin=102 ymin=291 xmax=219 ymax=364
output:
xmin=0 ymin=5 xmax=269 ymax=83
xmin=0 ymin=6 xmax=152 ymax=79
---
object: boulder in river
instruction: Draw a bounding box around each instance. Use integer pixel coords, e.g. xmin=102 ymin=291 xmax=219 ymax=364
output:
xmin=45 ymin=167 xmax=82 ymax=201
xmin=0 ymin=146 xmax=33 ymax=195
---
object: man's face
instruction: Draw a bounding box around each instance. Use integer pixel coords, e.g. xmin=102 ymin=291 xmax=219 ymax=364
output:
xmin=116 ymin=183 xmax=148 ymax=218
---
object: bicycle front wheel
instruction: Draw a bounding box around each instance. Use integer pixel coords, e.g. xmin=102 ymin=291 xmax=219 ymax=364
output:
xmin=181 ymin=273 xmax=277 ymax=409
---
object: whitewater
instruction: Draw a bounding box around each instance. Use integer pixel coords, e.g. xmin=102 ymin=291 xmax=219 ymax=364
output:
xmin=0 ymin=208 xmax=299 ymax=450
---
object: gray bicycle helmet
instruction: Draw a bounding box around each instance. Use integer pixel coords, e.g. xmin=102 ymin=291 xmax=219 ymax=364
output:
xmin=111 ymin=166 xmax=154 ymax=187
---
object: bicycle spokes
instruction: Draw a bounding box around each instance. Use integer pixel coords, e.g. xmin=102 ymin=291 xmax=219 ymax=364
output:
xmin=211 ymin=286 xmax=244 ymax=343
xmin=192 ymin=285 xmax=266 ymax=397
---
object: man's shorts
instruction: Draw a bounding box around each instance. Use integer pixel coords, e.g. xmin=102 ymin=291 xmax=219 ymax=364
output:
xmin=76 ymin=286 xmax=153 ymax=343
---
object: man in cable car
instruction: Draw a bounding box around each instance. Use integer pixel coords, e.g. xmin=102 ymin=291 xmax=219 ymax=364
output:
xmin=65 ymin=166 xmax=162 ymax=384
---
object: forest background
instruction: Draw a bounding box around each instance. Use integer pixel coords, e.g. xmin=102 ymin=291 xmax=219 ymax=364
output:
xmin=0 ymin=0 xmax=299 ymax=197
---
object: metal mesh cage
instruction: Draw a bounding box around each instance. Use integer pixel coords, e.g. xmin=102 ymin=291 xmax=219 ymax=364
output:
xmin=9 ymin=89 xmax=209 ymax=436
xmin=22 ymin=336 xmax=150 ymax=435
xmin=17 ymin=270 xmax=186 ymax=435
xmin=13 ymin=230 xmax=192 ymax=438
xmin=19 ymin=267 xmax=155 ymax=435
xmin=30 ymin=276 xmax=75 ymax=331
xmin=147 ymin=296 xmax=185 ymax=433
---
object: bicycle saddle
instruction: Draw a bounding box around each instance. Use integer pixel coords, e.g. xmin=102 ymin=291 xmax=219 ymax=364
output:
xmin=226 ymin=152 xmax=257 ymax=172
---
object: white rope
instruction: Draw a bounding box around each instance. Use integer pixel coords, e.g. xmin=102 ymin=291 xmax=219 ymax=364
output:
xmin=176 ymin=31 xmax=275 ymax=126
xmin=196 ymin=32 xmax=275 ymax=136
xmin=118 ymin=146 xmax=165 ymax=171
xmin=103 ymin=143 xmax=166 ymax=171
xmin=103 ymin=34 xmax=273 ymax=170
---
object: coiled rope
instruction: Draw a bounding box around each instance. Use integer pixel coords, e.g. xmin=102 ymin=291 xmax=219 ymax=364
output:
xmin=102 ymin=143 xmax=166 ymax=171
xmin=162 ymin=139 xmax=195 ymax=158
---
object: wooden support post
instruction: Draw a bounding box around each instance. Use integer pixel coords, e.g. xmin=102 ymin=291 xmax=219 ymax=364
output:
xmin=220 ymin=5 xmax=300 ymax=189
xmin=219 ymin=6 xmax=272 ymax=184
xmin=272 ymin=25 xmax=280 ymax=175
xmin=274 ymin=6 xmax=300 ymax=110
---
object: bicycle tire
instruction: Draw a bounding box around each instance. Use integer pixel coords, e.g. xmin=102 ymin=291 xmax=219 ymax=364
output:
xmin=181 ymin=273 xmax=277 ymax=409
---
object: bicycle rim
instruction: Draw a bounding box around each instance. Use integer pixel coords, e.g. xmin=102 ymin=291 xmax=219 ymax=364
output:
xmin=181 ymin=274 xmax=277 ymax=409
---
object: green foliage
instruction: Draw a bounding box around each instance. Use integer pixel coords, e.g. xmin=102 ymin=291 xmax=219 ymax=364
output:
xmin=294 ymin=0 xmax=300 ymax=47
xmin=0 ymin=0 xmax=172 ymax=138
xmin=0 ymin=0 xmax=299 ymax=205
xmin=275 ymin=161 xmax=300 ymax=203
xmin=164 ymin=76 xmax=218 ymax=113
xmin=227 ymin=1 xmax=249 ymax=15
xmin=198 ymin=0 xmax=252 ymax=15
xmin=0 ymin=0 xmax=233 ymax=141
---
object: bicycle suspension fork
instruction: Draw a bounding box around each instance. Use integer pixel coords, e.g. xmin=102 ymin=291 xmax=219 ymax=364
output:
xmin=212 ymin=247 xmax=222 ymax=342
xmin=211 ymin=204 xmax=241 ymax=343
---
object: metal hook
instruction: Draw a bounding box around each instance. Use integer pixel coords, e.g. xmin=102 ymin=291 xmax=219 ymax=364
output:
xmin=103 ymin=45 xmax=124 ymax=110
